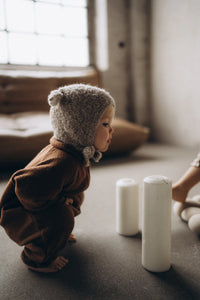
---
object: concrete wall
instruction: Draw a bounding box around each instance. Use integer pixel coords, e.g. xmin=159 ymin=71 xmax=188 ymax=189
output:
xmin=150 ymin=0 xmax=200 ymax=149
xmin=99 ymin=0 xmax=150 ymax=126
xmin=100 ymin=0 xmax=131 ymax=120
xmin=99 ymin=0 xmax=200 ymax=150
xmin=129 ymin=0 xmax=150 ymax=126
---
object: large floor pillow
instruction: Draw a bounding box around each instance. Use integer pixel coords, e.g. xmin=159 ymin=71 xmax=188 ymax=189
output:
xmin=106 ymin=117 xmax=150 ymax=156
xmin=0 ymin=112 xmax=52 ymax=165
xmin=0 ymin=112 xmax=150 ymax=166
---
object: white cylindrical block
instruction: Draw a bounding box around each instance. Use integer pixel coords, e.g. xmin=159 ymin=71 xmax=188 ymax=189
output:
xmin=116 ymin=178 xmax=139 ymax=236
xmin=142 ymin=175 xmax=172 ymax=272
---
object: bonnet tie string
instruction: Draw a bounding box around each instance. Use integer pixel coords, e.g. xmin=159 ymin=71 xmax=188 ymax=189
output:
xmin=82 ymin=146 xmax=102 ymax=167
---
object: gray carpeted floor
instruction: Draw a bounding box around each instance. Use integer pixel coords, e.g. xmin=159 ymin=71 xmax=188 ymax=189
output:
xmin=1 ymin=143 xmax=200 ymax=300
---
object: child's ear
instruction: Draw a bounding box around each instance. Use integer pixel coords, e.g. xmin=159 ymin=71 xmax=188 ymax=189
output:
xmin=48 ymin=90 xmax=63 ymax=107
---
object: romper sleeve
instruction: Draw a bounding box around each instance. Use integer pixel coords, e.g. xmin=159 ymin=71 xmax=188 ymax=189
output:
xmin=191 ymin=153 xmax=200 ymax=168
xmin=13 ymin=159 xmax=75 ymax=212
xmin=70 ymin=192 xmax=84 ymax=216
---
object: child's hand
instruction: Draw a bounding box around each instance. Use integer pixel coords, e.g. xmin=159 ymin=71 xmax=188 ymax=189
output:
xmin=65 ymin=198 xmax=73 ymax=205
xmin=172 ymin=183 xmax=188 ymax=203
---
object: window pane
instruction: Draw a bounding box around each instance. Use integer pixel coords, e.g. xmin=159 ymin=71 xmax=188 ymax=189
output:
xmin=6 ymin=0 xmax=34 ymax=33
xmin=63 ymin=7 xmax=88 ymax=37
xmin=39 ymin=0 xmax=62 ymax=4
xmin=8 ymin=33 xmax=37 ymax=64
xmin=36 ymin=2 xmax=62 ymax=34
xmin=62 ymin=0 xmax=87 ymax=7
xmin=63 ymin=38 xmax=89 ymax=66
xmin=0 ymin=32 xmax=8 ymax=63
xmin=0 ymin=0 xmax=5 ymax=29
xmin=37 ymin=36 xmax=63 ymax=66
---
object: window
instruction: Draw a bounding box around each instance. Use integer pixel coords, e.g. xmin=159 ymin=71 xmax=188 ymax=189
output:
xmin=0 ymin=0 xmax=89 ymax=67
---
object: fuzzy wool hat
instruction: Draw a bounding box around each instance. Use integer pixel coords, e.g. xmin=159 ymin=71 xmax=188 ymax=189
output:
xmin=48 ymin=84 xmax=115 ymax=166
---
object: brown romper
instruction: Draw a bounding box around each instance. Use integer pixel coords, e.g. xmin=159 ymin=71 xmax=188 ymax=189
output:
xmin=0 ymin=137 xmax=90 ymax=268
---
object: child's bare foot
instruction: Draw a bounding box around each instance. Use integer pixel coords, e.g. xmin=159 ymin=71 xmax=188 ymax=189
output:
xmin=25 ymin=256 xmax=69 ymax=273
xmin=173 ymin=195 xmax=200 ymax=218
xmin=68 ymin=233 xmax=76 ymax=243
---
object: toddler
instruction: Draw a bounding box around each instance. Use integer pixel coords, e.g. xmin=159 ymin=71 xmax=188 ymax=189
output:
xmin=0 ymin=84 xmax=115 ymax=273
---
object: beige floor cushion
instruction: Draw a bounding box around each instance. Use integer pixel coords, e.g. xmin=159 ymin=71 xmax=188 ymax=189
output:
xmin=0 ymin=112 xmax=149 ymax=165
xmin=107 ymin=118 xmax=150 ymax=155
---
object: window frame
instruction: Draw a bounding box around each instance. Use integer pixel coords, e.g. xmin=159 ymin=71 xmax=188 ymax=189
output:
xmin=0 ymin=0 xmax=95 ymax=71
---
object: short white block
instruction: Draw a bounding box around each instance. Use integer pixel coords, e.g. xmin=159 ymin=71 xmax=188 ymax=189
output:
xmin=116 ymin=178 xmax=139 ymax=236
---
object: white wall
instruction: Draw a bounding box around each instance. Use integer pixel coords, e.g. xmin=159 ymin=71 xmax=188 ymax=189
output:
xmin=150 ymin=0 xmax=200 ymax=149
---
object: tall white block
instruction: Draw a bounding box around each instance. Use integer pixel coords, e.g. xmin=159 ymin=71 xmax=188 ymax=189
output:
xmin=142 ymin=175 xmax=172 ymax=272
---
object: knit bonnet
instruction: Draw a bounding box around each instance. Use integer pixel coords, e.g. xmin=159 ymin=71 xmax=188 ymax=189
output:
xmin=48 ymin=84 xmax=115 ymax=166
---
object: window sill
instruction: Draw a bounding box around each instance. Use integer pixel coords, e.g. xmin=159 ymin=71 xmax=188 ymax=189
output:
xmin=0 ymin=64 xmax=99 ymax=79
